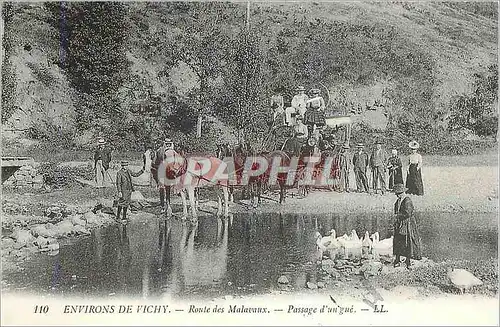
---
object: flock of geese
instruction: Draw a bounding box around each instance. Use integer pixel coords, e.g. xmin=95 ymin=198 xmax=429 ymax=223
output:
xmin=315 ymin=229 xmax=484 ymax=294
xmin=315 ymin=229 xmax=393 ymax=259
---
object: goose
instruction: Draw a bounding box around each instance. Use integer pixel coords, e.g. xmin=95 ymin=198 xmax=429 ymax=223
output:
xmin=344 ymin=230 xmax=362 ymax=259
xmin=447 ymin=267 xmax=483 ymax=294
xmin=371 ymin=232 xmax=393 ymax=256
xmin=324 ymin=229 xmax=342 ymax=259
xmin=361 ymin=231 xmax=373 ymax=257
xmin=315 ymin=230 xmax=337 ymax=249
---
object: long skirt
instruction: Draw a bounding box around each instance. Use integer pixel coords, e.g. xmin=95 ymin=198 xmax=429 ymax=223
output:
xmin=304 ymin=109 xmax=325 ymax=126
xmin=95 ymin=160 xmax=105 ymax=188
xmin=388 ymin=167 xmax=404 ymax=190
xmin=406 ymin=163 xmax=424 ymax=195
xmin=393 ymin=215 xmax=422 ymax=259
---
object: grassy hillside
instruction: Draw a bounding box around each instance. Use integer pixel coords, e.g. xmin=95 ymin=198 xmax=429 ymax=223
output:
xmin=1 ymin=1 xmax=497 ymax=155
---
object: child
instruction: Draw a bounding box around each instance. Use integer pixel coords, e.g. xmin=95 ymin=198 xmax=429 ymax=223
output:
xmin=116 ymin=160 xmax=144 ymax=222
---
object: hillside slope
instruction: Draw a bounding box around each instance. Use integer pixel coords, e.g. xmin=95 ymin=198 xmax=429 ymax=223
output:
xmin=1 ymin=2 xmax=497 ymax=152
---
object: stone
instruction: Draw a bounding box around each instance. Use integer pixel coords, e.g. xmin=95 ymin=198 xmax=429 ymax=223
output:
xmin=74 ymin=225 xmax=91 ymax=235
xmin=54 ymin=220 xmax=75 ymax=237
xmin=83 ymin=212 xmax=103 ymax=227
xmin=34 ymin=236 xmax=50 ymax=249
xmin=306 ymin=282 xmax=318 ymax=289
xmin=70 ymin=215 xmax=86 ymax=227
xmin=278 ymin=275 xmax=290 ymax=284
xmin=11 ymin=229 xmax=35 ymax=247
xmin=360 ymin=261 xmax=383 ymax=277
xmin=317 ymin=282 xmax=325 ymax=289
xmin=321 ymin=259 xmax=337 ymax=275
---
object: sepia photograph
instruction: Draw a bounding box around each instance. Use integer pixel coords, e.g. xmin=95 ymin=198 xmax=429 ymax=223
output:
xmin=1 ymin=1 xmax=498 ymax=325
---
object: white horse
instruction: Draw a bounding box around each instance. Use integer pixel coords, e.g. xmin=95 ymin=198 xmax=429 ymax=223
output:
xmin=162 ymin=150 xmax=230 ymax=219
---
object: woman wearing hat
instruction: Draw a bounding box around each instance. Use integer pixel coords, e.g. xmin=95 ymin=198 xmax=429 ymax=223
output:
xmin=94 ymin=138 xmax=112 ymax=188
xmin=291 ymin=86 xmax=309 ymax=118
xmin=406 ymin=141 xmax=424 ymax=195
xmin=392 ymin=183 xmax=422 ymax=268
xmin=304 ymin=89 xmax=326 ymax=134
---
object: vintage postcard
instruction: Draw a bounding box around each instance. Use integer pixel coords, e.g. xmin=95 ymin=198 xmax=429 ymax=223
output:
xmin=1 ymin=1 xmax=498 ymax=326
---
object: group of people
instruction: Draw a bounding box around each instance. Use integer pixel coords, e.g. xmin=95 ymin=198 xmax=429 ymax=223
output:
xmin=271 ymin=86 xmax=327 ymax=137
xmin=338 ymin=140 xmax=425 ymax=196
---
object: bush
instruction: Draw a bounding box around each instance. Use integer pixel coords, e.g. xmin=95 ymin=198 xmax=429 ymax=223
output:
xmin=38 ymin=162 xmax=94 ymax=188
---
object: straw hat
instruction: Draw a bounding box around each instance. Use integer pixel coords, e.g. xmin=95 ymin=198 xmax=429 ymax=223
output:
xmin=97 ymin=138 xmax=106 ymax=145
xmin=120 ymin=160 xmax=129 ymax=167
xmin=296 ymin=86 xmax=305 ymax=91
xmin=356 ymin=143 xmax=364 ymax=148
xmin=409 ymin=141 xmax=420 ymax=149
xmin=342 ymin=144 xmax=350 ymax=149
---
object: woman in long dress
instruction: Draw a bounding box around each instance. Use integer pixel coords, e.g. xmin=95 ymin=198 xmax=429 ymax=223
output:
xmin=393 ymin=184 xmax=422 ymax=268
xmin=405 ymin=141 xmax=424 ymax=195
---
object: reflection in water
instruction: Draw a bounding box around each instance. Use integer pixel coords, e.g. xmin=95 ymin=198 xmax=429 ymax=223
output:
xmin=3 ymin=212 xmax=497 ymax=299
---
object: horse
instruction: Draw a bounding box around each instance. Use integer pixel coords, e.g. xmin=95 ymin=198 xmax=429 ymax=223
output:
xmin=161 ymin=149 xmax=230 ymax=219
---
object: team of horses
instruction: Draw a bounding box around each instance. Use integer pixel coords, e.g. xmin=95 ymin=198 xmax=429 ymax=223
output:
xmin=141 ymin=134 xmax=342 ymax=220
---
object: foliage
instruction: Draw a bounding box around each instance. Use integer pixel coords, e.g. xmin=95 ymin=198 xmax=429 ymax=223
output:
xmin=449 ymin=65 xmax=498 ymax=137
xmin=1 ymin=2 xmax=17 ymax=123
xmin=38 ymin=162 xmax=94 ymax=188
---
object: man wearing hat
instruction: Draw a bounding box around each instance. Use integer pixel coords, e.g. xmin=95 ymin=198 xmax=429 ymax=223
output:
xmin=339 ymin=144 xmax=351 ymax=192
xmin=151 ymin=137 xmax=175 ymax=213
xmin=94 ymin=138 xmax=112 ymax=188
xmin=369 ymin=140 xmax=388 ymax=194
xmin=392 ymin=183 xmax=422 ymax=268
xmin=116 ymin=160 xmax=145 ymax=222
xmin=352 ymin=143 xmax=369 ymax=193
xmin=291 ymin=86 xmax=309 ymax=118
xmin=304 ymin=88 xmax=326 ymax=135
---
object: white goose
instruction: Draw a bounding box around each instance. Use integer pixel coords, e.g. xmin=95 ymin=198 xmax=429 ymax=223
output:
xmin=362 ymin=231 xmax=373 ymax=257
xmin=447 ymin=267 xmax=483 ymax=294
xmin=371 ymin=232 xmax=393 ymax=256
xmin=315 ymin=230 xmax=337 ymax=249
xmin=344 ymin=230 xmax=362 ymax=259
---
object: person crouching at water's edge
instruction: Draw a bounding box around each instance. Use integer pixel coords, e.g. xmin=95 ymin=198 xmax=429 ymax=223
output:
xmin=116 ymin=160 xmax=144 ymax=223
xmin=393 ymin=183 xmax=422 ymax=268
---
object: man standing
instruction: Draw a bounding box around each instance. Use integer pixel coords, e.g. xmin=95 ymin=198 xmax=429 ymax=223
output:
xmin=339 ymin=144 xmax=350 ymax=192
xmin=94 ymin=138 xmax=112 ymax=188
xmin=370 ymin=140 xmax=388 ymax=194
xmin=151 ymin=137 xmax=175 ymax=213
xmin=116 ymin=160 xmax=144 ymax=223
xmin=352 ymin=143 xmax=369 ymax=193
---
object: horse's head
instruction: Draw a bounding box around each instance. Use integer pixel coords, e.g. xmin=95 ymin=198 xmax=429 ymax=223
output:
xmin=163 ymin=149 xmax=186 ymax=179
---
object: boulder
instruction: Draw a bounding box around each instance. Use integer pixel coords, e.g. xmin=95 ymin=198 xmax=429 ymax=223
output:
xmin=54 ymin=220 xmax=75 ymax=237
xmin=30 ymin=224 xmax=56 ymax=238
xmin=34 ymin=236 xmax=50 ymax=249
xmin=83 ymin=212 xmax=103 ymax=227
xmin=74 ymin=225 xmax=91 ymax=235
xmin=321 ymin=259 xmax=337 ymax=275
xmin=1 ymin=238 xmax=15 ymax=250
xmin=317 ymin=282 xmax=325 ymax=289
xmin=11 ymin=229 xmax=35 ymax=247
xmin=70 ymin=215 xmax=86 ymax=227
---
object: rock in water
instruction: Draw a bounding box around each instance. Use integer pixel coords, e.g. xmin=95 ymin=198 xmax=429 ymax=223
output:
xmin=278 ymin=276 xmax=290 ymax=284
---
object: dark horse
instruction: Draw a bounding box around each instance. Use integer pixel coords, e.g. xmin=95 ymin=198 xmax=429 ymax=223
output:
xmin=216 ymin=142 xmax=264 ymax=207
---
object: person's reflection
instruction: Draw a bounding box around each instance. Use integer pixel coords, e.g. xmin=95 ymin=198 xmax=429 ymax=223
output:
xmin=94 ymin=229 xmax=103 ymax=265
xmin=116 ymin=224 xmax=131 ymax=295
